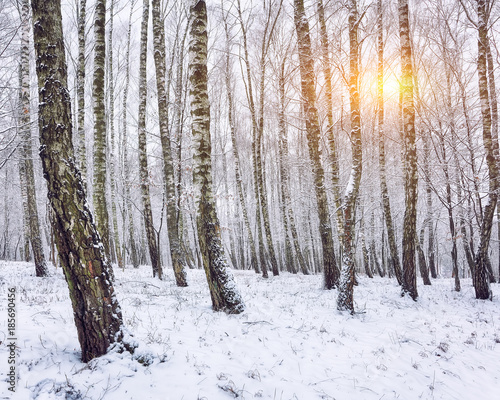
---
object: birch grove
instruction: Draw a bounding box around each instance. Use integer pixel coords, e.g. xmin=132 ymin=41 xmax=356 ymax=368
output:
xmin=1 ymin=1 xmax=500 ymax=352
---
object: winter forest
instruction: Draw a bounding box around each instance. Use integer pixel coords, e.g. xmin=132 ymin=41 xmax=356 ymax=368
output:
xmin=1 ymin=0 xmax=500 ymax=398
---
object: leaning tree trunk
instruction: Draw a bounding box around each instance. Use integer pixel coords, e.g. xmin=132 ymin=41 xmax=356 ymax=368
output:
xmin=294 ymin=0 xmax=339 ymax=289
xmin=77 ymin=0 xmax=87 ymax=191
xmin=399 ymin=0 xmax=418 ymax=300
xmin=473 ymin=0 xmax=498 ymax=300
xmin=337 ymin=0 xmax=363 ymax=314
xmin=92 ymin=0 xmax=111 ymax=257
xmin=377 ymin=0 xmax=403 ymax=286
xmin=137 ymin=0 xmax=161 ymax=277
xmin=30 ymin=0 xmax=132 ymax=362
xmin=151 ymin=0 xmax=187 ymax=286
xmin=189 ymin=0 xmax=244 ymax=314
xmin=19 ymin=0 xmax=48 ymax=277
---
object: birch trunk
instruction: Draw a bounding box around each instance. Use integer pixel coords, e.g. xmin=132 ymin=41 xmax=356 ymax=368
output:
xmin=399 ymin=0 xmax=418 ymax=300
xmin=442 ymin=71 xmax=461 ymax=290
xmin=337 ymin=0 xmax=363 ymax=313
xmin=77 ymin=0 xmax=87 ymax=191
xmin=151 ymin=0 xmax=187 ymax=286
xmin=276 ymin=44 xmax=308 ymax=275
xmin=19 ymin=0 xmax=47 ymax=276
xmin=317 ymin=0 xmax=343 ymax=236
xmin=138 ymin=0 xmax=162 ymax=277
xmin=31 ymin=0 xmax=132 ymax=362
xmin=485 ymin=36 xmax=500 ymax=282
xmin=122 ymin=0 xmax=139 ymax=268
xmin=222 ymin=15 xmax=259 ymax=273
xmin=189 ymin=0 xmax=244 ymax=314
xmin=19 ymin=155 xmax=31 ymax=262
xmin=361 ymin=214 xmax=373 ymax=278
xmin=377 ymin=0 xmax=403 ymax=286
xmin=423 ymin=132 xmax=437 ymax=279
xmin=294 ymin=0 xmax=339 ymax=288
xmin=107 ymin=0 xmax=123 ymax=270
xmin=236 ymin=0 xmax=268 ymax=278
xmin=255 ymin=1 xmax=283 ymax=276
xmin=473 ymin=0 xmax=497 ymax=300
xmin=92 ymin=0 xmax=111 ymax=257
xmin=277 ymin=59 xmax=301 ymax=275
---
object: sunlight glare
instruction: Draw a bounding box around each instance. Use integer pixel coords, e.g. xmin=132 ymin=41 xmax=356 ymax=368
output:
xmin=383 ymin=74 xmax=400 ymax=100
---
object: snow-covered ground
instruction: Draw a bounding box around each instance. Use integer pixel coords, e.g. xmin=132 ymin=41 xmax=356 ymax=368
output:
xmin=1 ymin=261 xmax=499 ymax=399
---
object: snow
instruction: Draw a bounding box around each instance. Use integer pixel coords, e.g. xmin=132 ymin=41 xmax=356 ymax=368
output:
xmin=1 ymin=261 xmax=500 ymax=399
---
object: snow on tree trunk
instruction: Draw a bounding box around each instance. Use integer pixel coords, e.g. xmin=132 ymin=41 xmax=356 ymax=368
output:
xmin=30 ymin=0 xmax=133 ymax=362
xmin=337 ymin=0 xmax=363 ymax=314
xmin=151 ymin=0 xmax=187 ymax=286
xmin=473 ymin=0 xmax=497 ymax=300
xmin=293 ymin=0 xmax=339 ymax=289
xmin=399 ymin=0 xmax=418 ymax=301
xmin=189 ymin=0 xmax=244 ymax=314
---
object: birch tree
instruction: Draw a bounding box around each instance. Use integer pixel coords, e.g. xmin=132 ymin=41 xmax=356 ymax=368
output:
xmin=222 ymin=8 xmax=259 ymax=274
xmin=377 ymin=0 xmax=403 ymax=285
xmin=107 ymin=0 xmax=124 ymax=269
xmin=30 ymin=0 xmax=133 ymax=362
xmin=76 ymin=0 xmax=87 ymax=191
xmin=317 ymin=0 xmax=343 ymax=237
xmin=92 ymin=0 xmax=111 ymax=257
xmin=151 ymin=0 xmax=187 ymax=286
xmin=189 ymin=0 xmax=244 ymax=314
xmin=19 ymin=0 xmax=47 ymax=277
xmin=138 ymin=0 xmax=162 ymax=277
xmin=337 ymin=0 xmax=363 ymax=313
xmin=122 ymin=0 xmax=139 ymax=268
xmin=294 ymin=0 xmax=339 ymax=289
xmin=473 ymin=0 xmax=497 ymax=300
xmin=235 ymin=0 xmax=268 ymax=277
xmin=399 ymin=0 xmax=418 ymax=300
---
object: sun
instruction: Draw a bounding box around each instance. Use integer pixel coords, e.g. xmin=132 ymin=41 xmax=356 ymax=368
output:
xmin=384 ymin=74 xmax=400 ymax=100
xmin=383 ymin=74 xmax=401 ymax=100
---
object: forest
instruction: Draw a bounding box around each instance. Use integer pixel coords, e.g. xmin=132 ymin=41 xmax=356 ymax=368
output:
xmin=1 ymin=0 xmax=500 ymax=398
